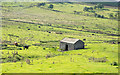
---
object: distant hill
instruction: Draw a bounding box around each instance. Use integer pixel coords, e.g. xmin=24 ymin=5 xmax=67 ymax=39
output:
xmin=1 ymin=0 xmax=119 ymax=7
xmin=48 ymin=0 xmax=118 ymax=2
xmin=0 ymin=0 xmax=118 ymax=2
xmin=87 ymin=2 xmax=119 ymax=7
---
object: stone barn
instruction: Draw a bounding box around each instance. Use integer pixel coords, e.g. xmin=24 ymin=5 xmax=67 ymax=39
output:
xmin=60 ymin=38 xmax=84 ymax=51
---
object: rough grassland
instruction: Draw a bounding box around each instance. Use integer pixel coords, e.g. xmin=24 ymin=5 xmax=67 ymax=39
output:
xmin=1 ymin=2 xmax=119 ymax=73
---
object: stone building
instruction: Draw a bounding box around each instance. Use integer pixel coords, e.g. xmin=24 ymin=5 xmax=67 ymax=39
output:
xmin=60 ymin=38 xmax=84 ymax=51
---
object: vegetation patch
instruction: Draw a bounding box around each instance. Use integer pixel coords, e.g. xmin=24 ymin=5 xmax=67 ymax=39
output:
xmin=88 ymin=57 xmax=108 ymax=62
xmin=1 ymin=51 xmax=24 ymax=63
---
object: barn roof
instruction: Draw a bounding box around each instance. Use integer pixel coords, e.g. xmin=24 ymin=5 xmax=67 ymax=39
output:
xmin=60 ymin=38 xmax=80 ymax=44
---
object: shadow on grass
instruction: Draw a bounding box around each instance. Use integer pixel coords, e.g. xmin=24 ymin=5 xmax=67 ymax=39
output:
xmin=62 ymin=48 xmax=90 ymax=52
xmin=74 ymin=48 xmax=90 ymax=51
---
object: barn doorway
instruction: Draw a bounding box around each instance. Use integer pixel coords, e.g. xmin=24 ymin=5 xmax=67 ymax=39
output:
xmin=65 ymin=44 xmax=68 ymax=51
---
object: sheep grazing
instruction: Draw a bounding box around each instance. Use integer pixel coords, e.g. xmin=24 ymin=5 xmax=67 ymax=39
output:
xmin=53 ymin=62 xmax=55 ymax=64
xmin=38 ymin=26 xmax=41 ymax=28
xmin=2 ymin=52 xmax=4 ymax=54
xmin=23 ymin=45 xmax=29 ymax=50
xmin=118 ymin=42 xmax=120 ymax=44
xmin=21 ymin=62 xmax=23 ymax=67
xmin=31 ymin=60 xmax=33 ymax=63
xmin=83 ymin=39 xmax=86 ymax=41
xmin=56 ymin=32 xmax=62 ymax=34
xmin=112 ymin=42 xmax=116 ymax=44
xmin=7 ymin=51 xmax=9 ymax=54
xmin=25 ymin=59 xmax=30 ymax=64
xmin=14 ymin=42 xmax=18 ymax=46
xmin=111 ymin=62 xmax=118 ymax=66
xmin=70 ymin=58 xmax=72 ymax=62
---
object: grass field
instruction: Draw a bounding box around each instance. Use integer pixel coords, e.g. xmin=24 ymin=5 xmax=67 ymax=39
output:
xmin=1 ymin=2 xmax=119 ymax=73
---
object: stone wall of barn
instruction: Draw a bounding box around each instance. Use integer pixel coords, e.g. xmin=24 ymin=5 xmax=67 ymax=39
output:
xmin=60 ymin=42 xmax=74 ymax=50
xmin=67 ymin=43 xmax=74 ymax=50
xmin=60 ymin=40 xmax=84 ymax=50
xmin=60 ymin=42 xmax=66 ymax=50
xmin=74 ymin=40 xmax=84 ymax=49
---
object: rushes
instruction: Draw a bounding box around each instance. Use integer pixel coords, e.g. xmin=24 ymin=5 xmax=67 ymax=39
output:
xmin=88 ymin=57 xmax=108 ymax=62
xmin=1 ymin=51 xmax=24 ymax=63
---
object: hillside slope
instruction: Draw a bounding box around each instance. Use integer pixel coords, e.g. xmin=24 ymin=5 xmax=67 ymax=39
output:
xmin=1 ymin=2 xmax=119 ymax=73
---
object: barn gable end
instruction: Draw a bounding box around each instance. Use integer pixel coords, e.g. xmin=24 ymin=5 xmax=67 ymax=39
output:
xmin=74 ymin=40 xmax=84 ymax=49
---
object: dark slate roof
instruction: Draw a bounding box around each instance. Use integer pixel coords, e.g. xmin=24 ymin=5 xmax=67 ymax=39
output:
xmin=60 ymin=38 xmax=80 ymax=44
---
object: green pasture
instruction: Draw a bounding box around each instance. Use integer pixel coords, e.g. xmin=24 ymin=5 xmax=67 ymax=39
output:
xmin=1 ymin=2 xmax=119 ymax=73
